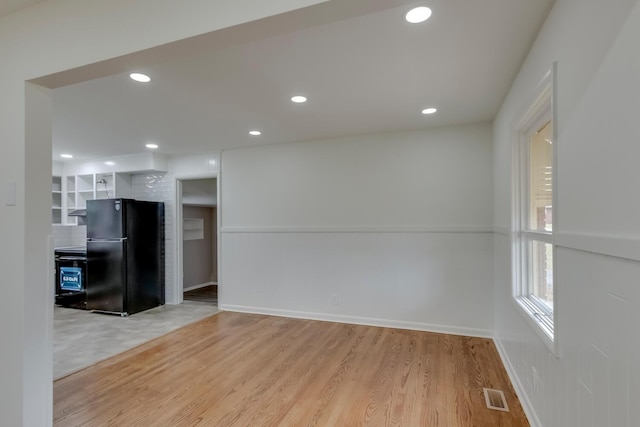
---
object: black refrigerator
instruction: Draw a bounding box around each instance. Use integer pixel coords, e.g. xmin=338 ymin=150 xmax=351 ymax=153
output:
xmin=86 ymin=198 xmax=165 ymax=316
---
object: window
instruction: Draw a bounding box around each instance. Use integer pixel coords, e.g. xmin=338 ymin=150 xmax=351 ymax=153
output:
xmin=513 ymin=71 xmax=557 ymax=352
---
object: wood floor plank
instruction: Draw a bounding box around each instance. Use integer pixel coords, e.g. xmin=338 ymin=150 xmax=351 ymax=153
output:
xmin=54 ymin=312 xmax=529 ymax=426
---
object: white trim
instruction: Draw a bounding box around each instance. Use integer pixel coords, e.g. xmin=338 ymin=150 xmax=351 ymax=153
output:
xmin=556 ymin=231 xmax=640 ymax=262
xmin=511 ymin=66 xmax=558 ymax=355
xmin=493 ymin=225 xmax=510 ymax=236
xmin=493 ymin=336 xmax=543 ymax=427
xmin=175 ymin=172 xmax=220 ymax=307
xmin=173 ymin=172 xmax=219 ymax=181
xmin=174 ymin=179 xmax=184 ymax=304
xmin=550 ymin=61 xmax=560 ymax=351
xmin=218 ymin=305 xmax=494 ymax=338
xmin=522 ymin=230 xmax=552 ymax=244
xmin=46 ymin=235 xmax=54 ymax=422
xmin=513 ymin=297 xmax=557 ymax=356
xmin=509 ymin=68 xmax=553 ymax=131
xmin=216 ymin=170 xmax=222 ymax=306
xmin=183 ymin=282 xmax=216 ymax=292
xmin=220 ymin=225 xmax=493 ymax=234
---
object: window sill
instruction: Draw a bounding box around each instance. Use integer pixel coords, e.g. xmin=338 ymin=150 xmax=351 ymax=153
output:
xmin=513 ymin=296 xmax=559 ymax=358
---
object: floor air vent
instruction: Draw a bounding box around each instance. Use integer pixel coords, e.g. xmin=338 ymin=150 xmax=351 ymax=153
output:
xmin=483 ymin=388 xmax=510 ymax=412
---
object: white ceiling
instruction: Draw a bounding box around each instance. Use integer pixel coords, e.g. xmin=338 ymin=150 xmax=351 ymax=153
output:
xmin=0 ymin=0 xmax=45 ymax=19
xmin=51 ymin=0 xmax=554 ymax=162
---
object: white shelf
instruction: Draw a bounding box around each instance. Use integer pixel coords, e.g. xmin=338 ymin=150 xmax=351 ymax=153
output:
xmin=52 ymin=176 xmax=61 ymax=192
xmin=52 ymin=176 xmax=62 ymax=224
xmin=183 ymin=218 xmax=204 ymax=240
xmin=76 ymin=174 xmax=94 ymax=192
xmin=66 ymin=176 xmax=76 ymax=192
xmin=66 ymin=190 xmax=76 ymax=208
xmin=52 ymin=193 xmax=62 ymax=208
xmin=59 ymin=172 xmax=132 ymax=224
xmin=62 ymin=176 xmax=77 ymax=225
xmin=52 ymin=210 xmax=61 ymax=224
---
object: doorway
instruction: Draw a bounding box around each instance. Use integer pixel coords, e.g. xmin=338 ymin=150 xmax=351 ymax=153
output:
xmin=178 ymin=177 xmax=218 ymax=305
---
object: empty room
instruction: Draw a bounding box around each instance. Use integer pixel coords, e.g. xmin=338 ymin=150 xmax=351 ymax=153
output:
xmin=2 ymin=0 xmax=640 ymax=426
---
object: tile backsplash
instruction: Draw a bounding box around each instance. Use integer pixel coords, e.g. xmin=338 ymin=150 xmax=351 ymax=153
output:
xmin=52 ymin=225 xmax=86 ymax=248
xmin=132 ymin=172 xmax=176 ymax=304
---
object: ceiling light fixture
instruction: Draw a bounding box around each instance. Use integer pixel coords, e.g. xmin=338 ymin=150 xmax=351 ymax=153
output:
xmin=291 ymin=95 xmax=307 ymax=103
xmin=130 ymin=73 xmax=151 ymax=83
xmin=60 ymin=154 xmax=73 ymax=159
xmin=405 ymin=6 xmax=432 ymax=24
xmin=249 ymin=130 xmax=262 ymax=136
xmin=105 ymin=161 xmax=115 ymax=166
xmin=422 ymin=107 xmax=438 ymax=115
xmin=145 ymin=143 xmax=158 ymax=149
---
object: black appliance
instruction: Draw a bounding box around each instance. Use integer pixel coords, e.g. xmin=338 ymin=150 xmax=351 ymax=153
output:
xmin=55 ymin=246 xmax=88 ymax=309
xmin=86 ymin=198 xmax=165 ymax=316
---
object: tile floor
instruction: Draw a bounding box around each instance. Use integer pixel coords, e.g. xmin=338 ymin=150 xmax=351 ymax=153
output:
xmin=54 ymin=301 xmax=219 ymax=379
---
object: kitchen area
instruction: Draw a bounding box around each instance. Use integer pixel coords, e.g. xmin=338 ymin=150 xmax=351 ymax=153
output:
xmin=52 ymin=157 xmax=219 ymax=378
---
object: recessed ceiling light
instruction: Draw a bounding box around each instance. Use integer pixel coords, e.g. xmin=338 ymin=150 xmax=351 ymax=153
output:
xmin=60 ymin=154 xmax=73 ymax=159
xmin=249 ymin=130 xmax=262 ymax=136
xmin=422 ymin=107 xmax=438 ymax=115
xmin=130 ymin=73 xmax=151 ymax=83
xmin=405 ymin=6 xmax=432 ymax=24
xmin=145 ymin=143 xmax=158 ymax=149
xmin=291 ymin=95 xmax=307 ymax=103
xmin=105 ymin=161 xmax=115 ymax=166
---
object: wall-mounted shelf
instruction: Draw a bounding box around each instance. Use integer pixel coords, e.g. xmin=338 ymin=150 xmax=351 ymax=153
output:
xmin=64 ymin=176 xmax=77 ymax=225
xmin=183 ymin=218 xmax=204 ymax=240
xmin=52 ymin=176 xmax=62 ymax=224
xmin=58 ymin=172 xmax=132 ymax=225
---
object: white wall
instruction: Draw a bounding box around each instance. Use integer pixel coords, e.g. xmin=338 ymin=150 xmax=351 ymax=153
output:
xmin=52 ymin=160 xmax=63 ymax=177
xmin=221 ymin=124 xmax=495 ymax=335
xmin=24 ymin=83 xmax=54 ymax=427
xmin=492 ymin=0 xmax=640 ymax=426
xmin=0 ymin=1 xmax=326 ymax=425
xmin=222 ymin=125 xmax=492 ymax=229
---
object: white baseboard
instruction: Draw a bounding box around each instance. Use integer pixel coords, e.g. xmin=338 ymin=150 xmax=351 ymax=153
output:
xmin=493 ymin=336 xmax=542 ymax=427
xmin=183 ymin=282 xmax=216 ymax=292
xmin=218 ymin=304 xmax=493 ymax=338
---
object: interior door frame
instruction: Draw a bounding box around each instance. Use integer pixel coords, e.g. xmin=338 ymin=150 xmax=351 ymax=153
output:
xmin=174 ymin=172 xmax=220 ymax=305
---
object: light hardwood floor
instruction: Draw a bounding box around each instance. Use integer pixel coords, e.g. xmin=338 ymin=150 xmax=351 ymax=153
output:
xmin=54 ymin=312 xmax=528 ymax=426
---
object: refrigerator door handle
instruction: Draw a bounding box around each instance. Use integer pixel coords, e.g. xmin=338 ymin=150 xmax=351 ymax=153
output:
xmin=87 ymin=238 xmax=128 ymax=242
